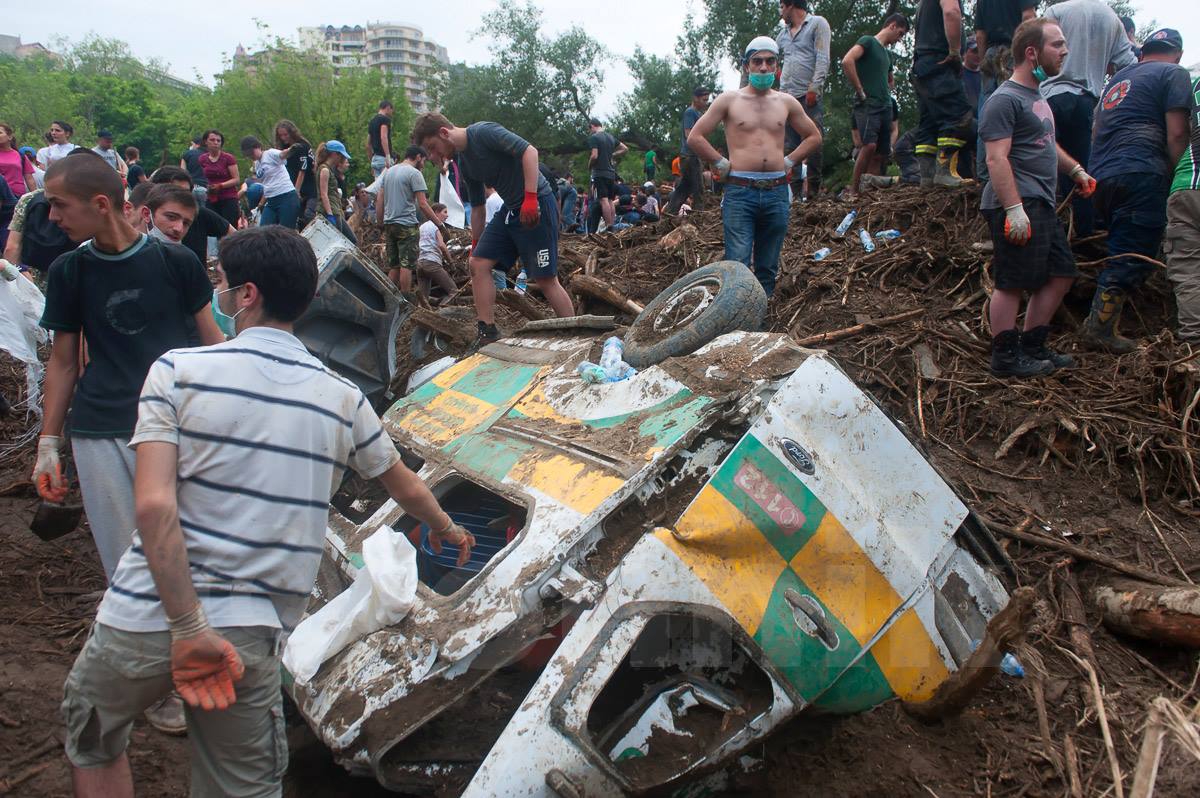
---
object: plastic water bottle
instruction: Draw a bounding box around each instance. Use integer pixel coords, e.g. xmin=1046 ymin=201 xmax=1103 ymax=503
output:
xmin=599 ymin=337 xmax=623 ymax=374
xmin=813 ymin=247 xmax=832 ymax=261
xmin=875 ymin=229 xmax=902 ymax=240
xmin=515 ymin=268 xmax=528 ymax=294
xmin=858 ymin=228 xmax=876 ymax=253
xmin=834 ymin=210 xmax=857 ymax=237
xmin=577 ymin=362 xmax=607 ymax=384
xmin=1000 ymin=653 xmax=1026 ymax=678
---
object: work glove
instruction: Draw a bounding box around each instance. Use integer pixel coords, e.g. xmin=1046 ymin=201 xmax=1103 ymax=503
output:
xmin=713 ymin=158 xmax=731 ymax=180
xmin=805 ymin=90 xmax=818 ymax=108
xmin=169 ymin=604 xmax=245 ymax=711
xmin=33 ymin=435 xmax=67 ymax=502
xmin=1069 ymin=164 xmax=1096 ymax=199
xmin=519 ymin=191 xmax=540 ymax=228
xmin=325 ymin=214 xmax=338 ymax=226
xmin=1003 ymin=203 xmax=1032 ymax=246
xmin=428 ymin=519 xmax=477 ymax=568
xmin=783 ymin=156 xmax=796 ymax=174
xmin=1 ymin=259 xmax=19 ymax=281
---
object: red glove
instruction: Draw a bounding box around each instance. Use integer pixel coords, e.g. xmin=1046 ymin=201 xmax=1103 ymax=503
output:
xmin=428 ymin=520 xmax=477 ymax=567
xmin=805 ymin=90 xmax=818 ymax=108
xmin=1070 ymin=165 xmax=1097 ymax=199
xmin=469 ymin=238 xmax=478 ymax=258
xmin=172 ymin=629 xmax=245 ymax=711
xmin=519 ymin=191 xmax=540 ymax=228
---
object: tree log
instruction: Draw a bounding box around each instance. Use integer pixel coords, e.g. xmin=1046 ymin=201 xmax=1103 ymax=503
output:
xmin=904 ymin=586 xmax=1035 ymax=721
xmin=496 ymin=289 xmax=549 ymax=321
xmin=569 ymin=274 xmax=644 ymax=316
xmin=410 ymin=307 xmax=473 ymax=347
xmin=1093 ymin=579 xmax=1200 ymax=649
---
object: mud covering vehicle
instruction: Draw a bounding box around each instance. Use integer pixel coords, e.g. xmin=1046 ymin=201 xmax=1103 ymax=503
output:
xmin=284 ymin=251 xmax=1016 ymax=796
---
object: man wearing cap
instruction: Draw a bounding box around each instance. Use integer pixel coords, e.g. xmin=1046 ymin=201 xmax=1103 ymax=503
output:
xmin=687 ymin=36 xmax=820 ymax=297
xmin=1082 ymin=28 xmax=1191 ymax=352
xmin=1040 ymin=0 xmax=1136 ymax=235
xmin=587 ymin=119 xmax=626 ymax=231
xmin=778 ymin=0 xmax=830 ymax=200
xmin=666 ymin=87 xmax=711 ymax=215
xmin=92 ymin=131 xmax=127 ymax=179
xmin=912 ymin=0 xmax=975 ymax=188
xmin=1165 ymin=68 xmax=1200 ymax=344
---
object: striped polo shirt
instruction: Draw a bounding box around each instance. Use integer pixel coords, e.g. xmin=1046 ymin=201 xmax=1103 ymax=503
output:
xmin=96 ymin=326 xmax=400 ymax=633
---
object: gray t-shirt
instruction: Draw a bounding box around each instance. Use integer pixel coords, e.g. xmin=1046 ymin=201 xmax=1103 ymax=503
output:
xmin=92 ymin=146 xmax=119 ymax=171
xmin=979 ymin=80 xmax=1058 ymax=210
xmin=380 ymin=162 xmax=427 ymax=226
xmin=459 ymin=121 xmax=552 ymax=211
xmin=1041 ymin=0 xmax=1136 ymax=101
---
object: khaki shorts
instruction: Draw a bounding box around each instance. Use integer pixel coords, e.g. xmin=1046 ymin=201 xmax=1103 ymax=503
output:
xmin=63 ymin=623 xmax=286 ymax=797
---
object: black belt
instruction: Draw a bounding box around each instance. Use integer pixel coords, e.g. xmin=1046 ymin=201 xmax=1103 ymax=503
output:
xmin=723 ymin=173 xmax=790 ymax=189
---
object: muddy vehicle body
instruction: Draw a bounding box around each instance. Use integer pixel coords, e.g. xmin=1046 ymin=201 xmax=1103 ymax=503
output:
xmin=284 ymin=245 xmax=1014 ymax=795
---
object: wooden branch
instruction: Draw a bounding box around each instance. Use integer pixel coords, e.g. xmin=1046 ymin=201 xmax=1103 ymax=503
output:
xmin=982 ymin=518 xmax=1194 ymax=588
xmin=904 ymin=586 xmax=1035 ymax=722
xmin=1093 ymin=579 xmax=1200 ymax=648
xmin=1129 ymin=698 xmax=1169 ymax=798
xmin=570 ymin=274 xmax=643 ymax=315
xmin=410 ymin=307 xmax=473 ymax=347
xmin=1057 ymin=644 xmax=1125 ymax=798
xmin=496 ymin=289 xmax=549 ymax=321
xmin=792 ymin=309 xmax=923 ymax=347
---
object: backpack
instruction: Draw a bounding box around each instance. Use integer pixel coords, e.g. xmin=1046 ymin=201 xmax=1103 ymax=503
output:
xmin=19 ymin=193 xmax=73 ymax=272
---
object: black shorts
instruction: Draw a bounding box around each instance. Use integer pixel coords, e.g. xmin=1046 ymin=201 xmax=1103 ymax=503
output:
xmin=982 ymin=198 xmax=1077 ymax=291
xmin=473 ymin=192 xmax=560 ymax=277
xmin=853 ymin=103 xmax=893 ymax=157
xmin=591 ymin=175 xmax=617 ymax=200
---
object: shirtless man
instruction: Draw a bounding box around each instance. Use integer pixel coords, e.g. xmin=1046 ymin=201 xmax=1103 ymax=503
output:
xmin=687 ymin=36 xmax=822 ymax=296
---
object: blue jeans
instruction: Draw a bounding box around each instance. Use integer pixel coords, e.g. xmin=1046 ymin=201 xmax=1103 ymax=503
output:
xmin=260 ymin=190 xmax=300 ymax=228
xmin=722 ymin=181 xmax=790 ymax=296
xmin=560 ymin=195 xmax=577 ymax=230
xmin=1048 ymin=92 xmax=1096 ymax=236
xmin=1095 ymin=172 xmax=1171 ymax=291
xmin=370 ymin=155 xmax=387 ymax=178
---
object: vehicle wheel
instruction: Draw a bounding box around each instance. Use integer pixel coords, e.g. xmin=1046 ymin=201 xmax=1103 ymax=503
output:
xmin=623 ymin=261 xmax=767 ymax=368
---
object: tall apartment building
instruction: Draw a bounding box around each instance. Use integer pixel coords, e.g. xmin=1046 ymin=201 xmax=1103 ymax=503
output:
xmin=297 ymin=22 xmax=448 ymax=113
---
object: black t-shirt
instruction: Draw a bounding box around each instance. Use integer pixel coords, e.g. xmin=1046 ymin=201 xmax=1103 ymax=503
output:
xmin=368 ymin=113 xmax=392 ymax=158
xmin=916 ymin=0 xmax=963 ymax=58
xmin=181 ymin=206 xmax=231 ymax=265
xmin=181 ymin=148 xmax=209 ymax=187
xmin=458 ymin=122 xmax=553 ymax=210
xmin=127 ymin=163 xmax=147 ymax=186
xmin=285 ymin=142 xmax=316 ymax=200
xmin=974 ymin=0 xmax=1038 ymax=48
xmin=587 ymin=131 xmax=618 ymax=179
xmin=39 ymin=235 xmax=212 ymax=437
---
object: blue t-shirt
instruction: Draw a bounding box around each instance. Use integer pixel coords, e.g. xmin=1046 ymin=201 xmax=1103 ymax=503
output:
xmin=680 ymin=106 xmax=702 ymax=156
xmin=1091 ymin=61 xmax=1193 ymax=182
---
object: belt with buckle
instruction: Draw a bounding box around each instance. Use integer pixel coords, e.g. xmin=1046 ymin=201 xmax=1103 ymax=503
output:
xmin=723 ymin=173 xmax=790 ymax=189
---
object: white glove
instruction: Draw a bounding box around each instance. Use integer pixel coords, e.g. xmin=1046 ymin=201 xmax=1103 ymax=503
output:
xmin=713 ymin=158 xmax=731 ymax=179
xmin=33 ymin=435 xmax=67 ymax=501
xmin=0 ymin=259 xmax=19 ymax=282
xmin=783 ymin=156 xmax=795 ymax=173
xmin=1003 ymin=203 xmax=1032 ymax=246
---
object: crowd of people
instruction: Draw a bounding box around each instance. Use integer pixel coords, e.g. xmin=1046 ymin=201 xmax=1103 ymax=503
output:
xmin=0 ymin=1 xmax=1196 ymax=795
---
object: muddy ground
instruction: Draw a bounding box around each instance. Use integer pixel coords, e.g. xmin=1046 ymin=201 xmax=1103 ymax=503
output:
xmin=3 ymin=189 xmax=1199 ymax=796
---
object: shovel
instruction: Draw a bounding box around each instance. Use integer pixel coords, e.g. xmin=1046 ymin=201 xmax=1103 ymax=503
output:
xmin=29 ymin=459 xmax=84 ymax=542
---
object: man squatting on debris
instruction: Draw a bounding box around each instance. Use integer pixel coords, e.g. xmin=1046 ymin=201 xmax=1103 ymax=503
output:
xmin=686 ymin=35 xmax=821 ymax=298
xmin=980 ymin=17 xmax=1096 ymax=378
xmin=411 ymin=113 xmax=575 ymax=346
xmin=59 ymin=223 xmax=474 ymax=798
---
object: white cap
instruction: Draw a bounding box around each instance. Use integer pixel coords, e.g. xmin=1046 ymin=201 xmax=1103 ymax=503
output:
xmin=744 ymin=36 xmax=780 ymax=62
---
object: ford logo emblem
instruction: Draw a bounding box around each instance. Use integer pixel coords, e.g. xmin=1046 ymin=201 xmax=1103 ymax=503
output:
xmin=780 ymin=439 xmax=815 ymax=475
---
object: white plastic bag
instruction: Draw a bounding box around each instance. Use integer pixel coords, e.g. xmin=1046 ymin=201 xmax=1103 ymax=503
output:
xmin=439 ymin=173 xmax=466 ymax=229
xmin=0 ymin=274 xmax=47 ymax=425
xmin=282 ymin=525 xmax=418 ymax=683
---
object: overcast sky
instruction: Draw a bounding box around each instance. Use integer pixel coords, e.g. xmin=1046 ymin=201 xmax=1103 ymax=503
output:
xmin=7 ymin=0 xmax=1196 ymax=117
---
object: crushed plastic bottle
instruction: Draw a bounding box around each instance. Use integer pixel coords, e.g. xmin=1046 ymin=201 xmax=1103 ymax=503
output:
xmin=969 ymin=639 xmax=1026 ymax=678
xmin=577 ymin=362 xmax=607 ymax=384
xmin=858 ymin=228 xmax=876 ymax=253
xmin=813 ymin=247 xmax=832 ymax=261
xmin=834 ymin=210 xmax=857 ymax=237
xmin=515 ymin=268 xmax=528 ymax=294
xmin=875 ymin=229 xmax=902 ymax=240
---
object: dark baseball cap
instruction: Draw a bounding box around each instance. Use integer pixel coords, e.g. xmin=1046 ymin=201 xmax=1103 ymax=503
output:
xmin=97 ymin=129 xmax=113 ymax=139
xmin=1142 ymin=28 xmax=1183 ymax=53
xmin=693 ymin=86 xmax=711 ymax=97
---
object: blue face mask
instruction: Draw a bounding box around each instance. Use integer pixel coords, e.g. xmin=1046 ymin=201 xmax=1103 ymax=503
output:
xmin=211 ymin=285 xmax=244 ymax=338
xmin=1032 ymin=57 xmax=1047 ymax=83
xmin=748 ymin=72 xmax=775 ymax=91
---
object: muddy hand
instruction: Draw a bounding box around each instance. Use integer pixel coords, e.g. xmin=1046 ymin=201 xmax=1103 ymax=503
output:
xmin=430 ymin=520 xmax=477 ymax=567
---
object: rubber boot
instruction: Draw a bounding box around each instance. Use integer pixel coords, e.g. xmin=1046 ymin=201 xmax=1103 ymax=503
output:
xmin=1080 ymin=287 xmax=1136 ymax=354
xmin=934 ymin=145 xmax=973 ymax=188
xmin=990 ymin=329 xmax=1054 ymax=377
xmin=918 ymin=155 xmax=936 ymax=189
xmin=1020 ymin=325 xmax=1075 ymax=369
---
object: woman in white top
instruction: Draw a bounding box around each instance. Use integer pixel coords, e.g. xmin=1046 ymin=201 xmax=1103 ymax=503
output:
xmin=238 ymin=135 xmax=301 ymax=229
xmin=36 ymin=121 xmax=79 ymax=169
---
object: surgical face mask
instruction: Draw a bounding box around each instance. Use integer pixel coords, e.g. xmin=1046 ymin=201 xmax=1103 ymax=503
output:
xmin=148 ymin=224 xmax=174 ymax=243
xmin=212 ymin=284 xmax=245 ymax=337
xmin=1032 ymin=56 xmax=1047 ymax=83
xmin=748 ymin=71 xmax=775 ymax=90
